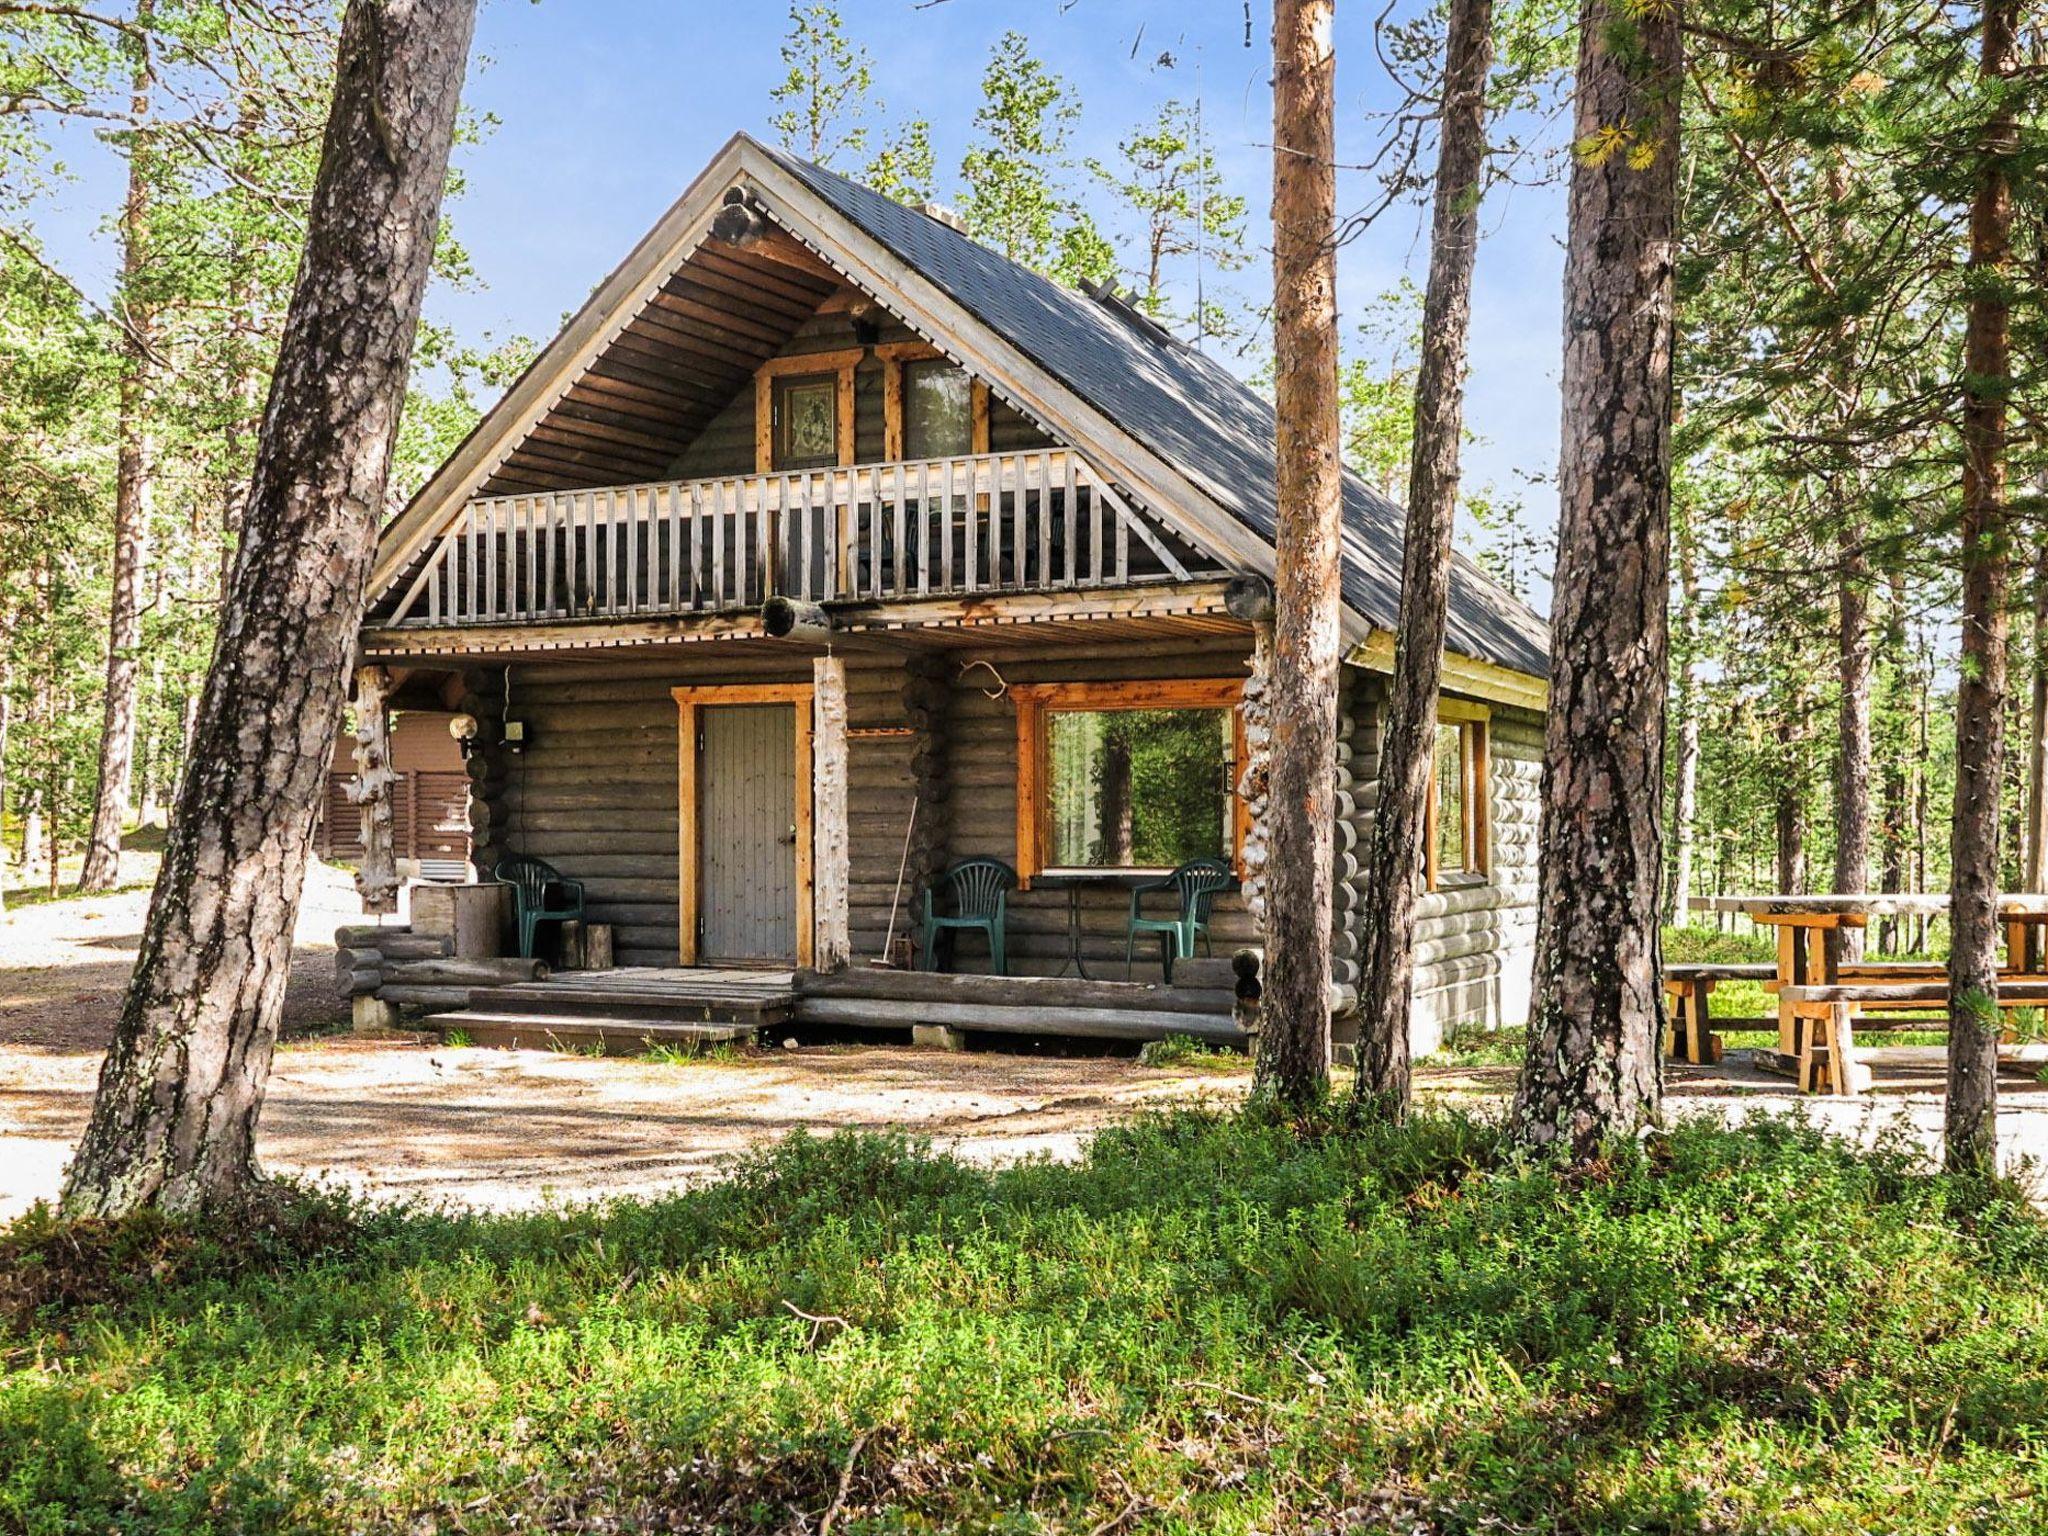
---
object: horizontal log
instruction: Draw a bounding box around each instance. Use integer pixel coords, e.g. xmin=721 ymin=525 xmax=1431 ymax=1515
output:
xmin=798 ymin=967 xmax=1234 ymax=1015
xmin=335 ymin=923 xmax=409 ymax=948
xmin=385 ymin=957 xmax=552 ymax=986
xmin=376 ymin=984 xmax=475 ymax=1010
xmin=796 ymin=996 xmax=1245 ymax=1043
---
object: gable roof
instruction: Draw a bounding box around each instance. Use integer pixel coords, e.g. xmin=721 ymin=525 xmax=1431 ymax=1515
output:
xmin=763 ymin=147 xmax=1548 ymax=680
xmin=373 ymin=133 xmax=1549 ymax=681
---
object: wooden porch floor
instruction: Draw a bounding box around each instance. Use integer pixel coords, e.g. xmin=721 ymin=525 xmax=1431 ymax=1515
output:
xmin=424 ymin=964 xmax=1247 ymax=1053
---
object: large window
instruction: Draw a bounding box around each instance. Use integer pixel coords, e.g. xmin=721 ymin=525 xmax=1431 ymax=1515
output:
xmin=1012 ymin=679 xmax=1247 ymax=879
xmin=1045 ymin=707 xmax=1232 ymax=869
xmin=1428 ymin=706 xmax=1490 ymax=886
xmin=902 ymin=359 xmax=974 ymax=459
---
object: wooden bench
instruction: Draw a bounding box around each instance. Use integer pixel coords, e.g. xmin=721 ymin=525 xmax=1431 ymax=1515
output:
xmin=1780 ymin=981 xmax=2048 ymax=1095
xmin=1662 ymin=964 xmax=1778 ymax=1064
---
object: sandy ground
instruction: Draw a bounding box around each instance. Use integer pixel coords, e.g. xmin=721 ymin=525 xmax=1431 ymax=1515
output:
xmin=0 ymin=857 xmax=1243 ymax=1217
xmin=7 ymin=855 xmax=2048 ymax=1218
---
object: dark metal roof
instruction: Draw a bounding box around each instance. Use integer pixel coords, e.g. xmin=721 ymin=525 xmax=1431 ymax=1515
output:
xmin=770 ymin=145 xmax=1551 ymax=680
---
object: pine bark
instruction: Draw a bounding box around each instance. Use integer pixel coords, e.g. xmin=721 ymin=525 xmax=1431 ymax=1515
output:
xmin=62 ymin=0 xmax=477 ymax=1217
xmin=1666 ymin=513 xmax=1701 ymax=925
xmin=78 ymin=11 xmax=158 ymax=893
xmin=1257 ymin=0 xmax=1341 ymax=1108
xmin=1511 ymin=0 xmax=1679 ymax=1157
xmin=1946 ymin=0 xmax=2020 ymax=1177
xmin=1833 ymin=516 xmax=1872 ymax=957
xmin=1352 ymin=0 xmax=1493 ymax=1113
xmin=2024 ymin=530 xmax=2048 ymax=894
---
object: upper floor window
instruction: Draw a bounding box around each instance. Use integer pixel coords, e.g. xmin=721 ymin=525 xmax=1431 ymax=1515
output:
xmin=773 ymin=373 xmax=839 ymax=469
xmin=903 ymin=359 xmax=974 ymax=460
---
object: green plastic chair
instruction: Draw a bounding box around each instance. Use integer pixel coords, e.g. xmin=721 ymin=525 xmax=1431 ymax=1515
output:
xmin=1126 ymin=857 xmax=1235 ymax=983
xmin=495 ymin=856 xmax=586 ymax=960
xmin=921 ymin=858 xmax=1016 ymax=974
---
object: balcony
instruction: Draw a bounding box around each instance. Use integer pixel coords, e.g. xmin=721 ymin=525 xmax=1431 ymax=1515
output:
xmin=383 ymin=448 xmax=1213 ymax=628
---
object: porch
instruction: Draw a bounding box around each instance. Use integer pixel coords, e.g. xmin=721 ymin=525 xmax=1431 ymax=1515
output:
xmin=417 ymin=961 xmax=1252 ymax=1054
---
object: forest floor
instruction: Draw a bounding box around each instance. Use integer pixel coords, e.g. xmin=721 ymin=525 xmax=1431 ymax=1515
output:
xmin=8 ymin=853 xmax=2048 ymax=1218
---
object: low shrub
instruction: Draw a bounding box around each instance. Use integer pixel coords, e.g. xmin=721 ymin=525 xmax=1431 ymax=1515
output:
xmin=4 ymin=1113 xmax=2045 ymax=1533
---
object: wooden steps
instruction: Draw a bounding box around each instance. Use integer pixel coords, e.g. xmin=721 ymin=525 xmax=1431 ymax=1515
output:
xmin=425 ymin=966 xmax=795 ymax=1052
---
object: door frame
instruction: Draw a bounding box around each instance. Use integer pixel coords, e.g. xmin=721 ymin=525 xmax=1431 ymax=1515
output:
xmin=672 ymin=683 xmax=814 ymax=967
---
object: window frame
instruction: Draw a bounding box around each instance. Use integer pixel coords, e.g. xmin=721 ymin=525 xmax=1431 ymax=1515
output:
xmin=876 ymin=341 xmax=990 ymax=462
xmin=1011 ymin=678 xmax=1248 ymax=885
xmin=1426 ymin=698 xmax=1491 ymax=888
xmin=753 ymin=349 xmax=861 ymax=473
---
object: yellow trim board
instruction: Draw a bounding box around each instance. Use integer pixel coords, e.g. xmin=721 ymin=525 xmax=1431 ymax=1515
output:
xmin=1349 ymin=630 xmax=1547 ymax=713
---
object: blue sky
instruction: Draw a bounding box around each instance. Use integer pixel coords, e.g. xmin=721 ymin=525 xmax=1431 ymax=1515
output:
xmin=36 ymin=0 xmax=1570 ymax=606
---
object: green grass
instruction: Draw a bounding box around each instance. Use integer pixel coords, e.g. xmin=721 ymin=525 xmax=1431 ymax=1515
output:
xmin=640 ymin=1039 xmax=746 ymax=1066
xmin=1422 ymin=1022 xmax=1527 ymax=1068
xmin=1136 ymin=1034 xmax=1250 ymax=1072
xmin=4 ymin=1111 xmax=2046 ymax=1533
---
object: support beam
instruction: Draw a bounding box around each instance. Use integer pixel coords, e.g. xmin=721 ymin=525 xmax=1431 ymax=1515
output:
xmin=1237 ymin=620 xmax=1275 ymax=924
xmin=812 ymin=655 xmax=851 ymax=970
xmin=348 ymin=665 xmax=400 ymax=915
xmin=764 ymin=595 xmax=834 ymax=641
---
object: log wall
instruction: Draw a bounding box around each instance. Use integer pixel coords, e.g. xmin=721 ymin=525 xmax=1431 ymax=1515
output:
xmin=474 ymin=643 xmax=1539 ymax=1039
xmin=667 ymin=311 xmax=1051 ymax=481
xmin=1329 ymin=679 xmax=1542 ymax=1053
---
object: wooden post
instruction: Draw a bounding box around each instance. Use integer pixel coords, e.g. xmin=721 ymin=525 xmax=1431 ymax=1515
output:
xmin=813 ymin=655 xmax=851 ymax=971
xmin=1236 ymin=619 xmax=1275 ymax=926
xmin=349 ymin=665 xmax=399 ymax=915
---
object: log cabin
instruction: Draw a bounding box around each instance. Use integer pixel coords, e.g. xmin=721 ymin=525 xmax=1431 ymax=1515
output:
xmin=350 ymin=133 xmax=1550 ymax=1055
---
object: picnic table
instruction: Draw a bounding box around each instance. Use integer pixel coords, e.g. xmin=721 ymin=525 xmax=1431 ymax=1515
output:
xmin=1687 ymin=894 xmax=2048 ymax=1090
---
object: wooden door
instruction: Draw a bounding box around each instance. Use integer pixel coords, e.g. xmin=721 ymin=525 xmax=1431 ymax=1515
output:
xmin=697 ymin=703 xmax=798 ymax=963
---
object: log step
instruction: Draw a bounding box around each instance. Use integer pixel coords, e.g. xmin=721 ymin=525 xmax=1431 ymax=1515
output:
xmin=427 ymin=1012 xmax=756 ymax=1054
xmin=795 ymin=995 xmax=1246 ymax=1044
xmin=465 ymin=984 xmax=795 ymax=1025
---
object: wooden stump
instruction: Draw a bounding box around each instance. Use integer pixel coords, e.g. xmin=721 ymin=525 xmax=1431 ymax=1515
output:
xmin=559 ymin=921 xmax=614 ymax=970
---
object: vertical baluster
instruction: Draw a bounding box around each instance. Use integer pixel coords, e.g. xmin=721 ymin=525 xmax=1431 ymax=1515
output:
xmin=428 ymin=543 xmax=443 ymax=624
xmin=1011 ymin=454 xmax=1032 ymax=593
xmin=1035 ymin=455 xmax=1052 ymax=590
xmin=684 ymin=483 xmax=700 ymax=608
xmin=708 ymin=482 xmax=723 ymax=607
xmin=1047 ymin=450 xmax=1068 ymax=587
xmin=934 ymin=459 xmax=951 ymax=591
xmin=668 ymin=483 xmax=680 ymax=609
xmin=962 ymin=459 xmax=979 ymax=592
xmin=868 ymin=466 xmax=884 ymax=597
xmin=888 ymin=462 xmax=905 ymax=593
xmin=1088 ymin=457 xmax=1104 ymax=584
xmin=790 ymin=473 xmax=806 ymax=598
xmin=950 ymin=460 xmax=966 ymax=593
xmin=1114 ymin=472 xmax=1130 ymax=582
xmin=911 ymin=462 xmax=927 ymax=595
xmin=540 ymin=496 xmax=555 ymax=616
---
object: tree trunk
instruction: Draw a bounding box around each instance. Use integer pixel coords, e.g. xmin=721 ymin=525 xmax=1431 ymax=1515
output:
xmin=2025 ymin=527 xmax=2048 ymax=896
xmin=1257 ymin=0 xmax=1341 ymax=1109
xmin=62 ymin=0 xmax=477 ymax=1218
xmin=1775 ymin=709 xmax=1806 ymax=894
xmin=78 ymin=11 xmax=158 ymax=893
xmin=1833 ymin=512 xmax=1872 ymax=962
xmin=1352 ymin=0 xmax=1493 ymax=1113
xmin=1945 ymin=0 xmax=2019 ymax=1177
xmin=1666 ymin=510 xmax=1701 ymax=925
xmin=1877 ymin=571 xmax=1910 ymax=954
xmin=1511 ymin=0 xmax=1679 ymax=1157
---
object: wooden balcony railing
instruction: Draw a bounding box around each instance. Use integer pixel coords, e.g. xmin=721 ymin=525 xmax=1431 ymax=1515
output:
xmin=386 ymin=448 xmax=1203 ymax=627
